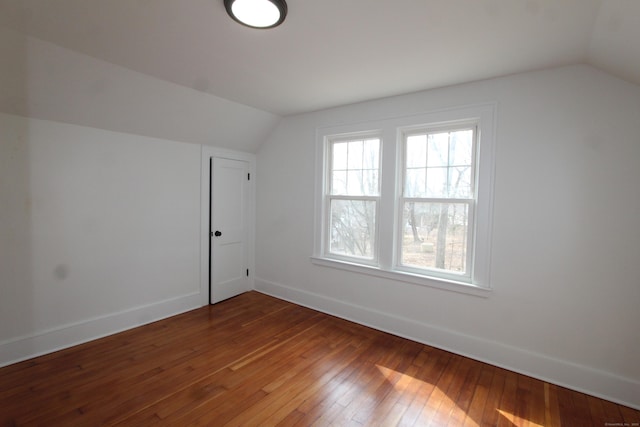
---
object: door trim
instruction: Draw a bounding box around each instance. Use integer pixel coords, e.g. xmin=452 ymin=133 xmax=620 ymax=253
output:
xmin=200 ymin=146 xmax=256 ymax=306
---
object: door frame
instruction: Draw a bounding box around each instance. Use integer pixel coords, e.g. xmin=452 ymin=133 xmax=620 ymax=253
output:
xmin=200 ymin=146 xmax=256 ymax=306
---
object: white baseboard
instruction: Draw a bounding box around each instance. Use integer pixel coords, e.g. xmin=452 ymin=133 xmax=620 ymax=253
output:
xmin=255 ymin=277 xmax=640 ymax=410
xmin=0 ymin=292 xmax=202 ymax=368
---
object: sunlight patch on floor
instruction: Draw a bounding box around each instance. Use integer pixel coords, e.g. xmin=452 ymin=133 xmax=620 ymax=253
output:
xmin=498 ymin=409 xmax=544 ymax=427
xmin=376 ymin=364 xmax=483 ymax=425
xmin=376 ymin=365 xmax=432 ymax=392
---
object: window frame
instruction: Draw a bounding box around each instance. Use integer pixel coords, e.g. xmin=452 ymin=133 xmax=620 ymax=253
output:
xmin=396 ymin=122 xmax=478 ymax=283
xmin=312 ymin=104 xmax=496 ymax=297
xmin=324 ymin=132 xmax=382 ymax=265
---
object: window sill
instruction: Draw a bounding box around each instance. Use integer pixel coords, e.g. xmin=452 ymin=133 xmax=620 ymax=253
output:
xmin=310 ymin=256 xmax=492 ymax=298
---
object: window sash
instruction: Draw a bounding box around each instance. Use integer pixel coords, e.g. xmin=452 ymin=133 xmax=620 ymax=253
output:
xmin=396 ymin=197 xmax=475 ymax=281
xmin=402 ymin=126 xmax=477 ymax=199
xmin=328 ymin=135 xmax=381 ymax=197
xmin=325 ymin=195 xmax=380 ymax=264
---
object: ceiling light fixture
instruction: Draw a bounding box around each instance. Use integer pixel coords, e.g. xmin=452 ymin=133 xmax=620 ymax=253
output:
xmin=224 ymin=0 xmax=287 ymax=29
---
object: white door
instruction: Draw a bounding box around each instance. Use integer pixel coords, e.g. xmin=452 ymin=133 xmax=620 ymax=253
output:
xmin=210 ymin=157 xmax=250 ymax=303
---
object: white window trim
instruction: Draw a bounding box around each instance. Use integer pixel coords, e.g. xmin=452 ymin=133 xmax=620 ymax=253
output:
xmin=312 ymin=103 xmax=496 ymax=297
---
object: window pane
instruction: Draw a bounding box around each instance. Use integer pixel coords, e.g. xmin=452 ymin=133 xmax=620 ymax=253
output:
xmin=329 ymin=199 xmax=376 ymax=259
xmin=363 ymin=170 xmax=379 ymax=196
xmin=427 ymin=133 xmax=449 ymax=167
xmin=405 ymin=168 xmax=425 ymax=198
xmin=400 ymin=202 xmax=469 ymax=274
xmin=406 ymin=135 xmax=427 ymax=168
xmin=363 ymin=139 xmax=379 ymax=170
xmin=450 ymin=166 xmax=472 ymax=197
xmin=346 ymin=170 xmax=363 ymax=194
xmin=331 ymin=170 xmax=347 ymax=195
xmin=332 ymin=142 xmax=348 ymax=170
xmin=450 ymin=130 xmax=473 ymax=166
xmin=426 ymin=167 xmax=448 ymax=197
xmin=347 ymin=140 xmax=363 ymax=169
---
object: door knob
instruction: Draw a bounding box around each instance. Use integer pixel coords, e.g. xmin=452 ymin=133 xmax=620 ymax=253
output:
xmin=214 ymin=230 xmax=222 ymax=237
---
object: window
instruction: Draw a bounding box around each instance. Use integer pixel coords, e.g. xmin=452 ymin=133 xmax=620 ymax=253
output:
xmin=313 ymin=104 xmax=495 ymax=295
xmin=399 ymin=125 xmax=476 ymax=280
xmin=327 ymin=135 xmax=381 ymax=261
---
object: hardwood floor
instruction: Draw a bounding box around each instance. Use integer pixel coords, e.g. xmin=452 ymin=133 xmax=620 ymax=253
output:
xmin=1 ymin=291 xmax=638 ymax=426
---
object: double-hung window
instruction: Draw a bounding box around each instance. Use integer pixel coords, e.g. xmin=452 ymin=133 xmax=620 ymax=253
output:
xmin=399 ymin=125 xmax=476 ymax=281
xmin=327 ymin=135 xmax=381 ymax=263
xmin=313 ymin=104 xmax=495 ymax=295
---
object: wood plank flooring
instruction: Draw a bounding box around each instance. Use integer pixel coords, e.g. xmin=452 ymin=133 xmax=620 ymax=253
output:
xmin=1 ymin=291 xmax=638 ymax=426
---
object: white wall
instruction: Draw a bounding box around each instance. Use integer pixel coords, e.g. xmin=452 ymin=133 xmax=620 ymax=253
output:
xmin=0 ymin=113 xmax=202 ymax=365
xmin=254 ymin=65 xmax=640 ymax=408
xmin=0 ymin=26 xmax=280 ymax=152
xmin=0 ymin=22 xmax=279 ymax=366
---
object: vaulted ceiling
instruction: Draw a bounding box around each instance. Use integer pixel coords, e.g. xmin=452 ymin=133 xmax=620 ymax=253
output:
xmin=1 ymin=0 xmax=639 ymax=117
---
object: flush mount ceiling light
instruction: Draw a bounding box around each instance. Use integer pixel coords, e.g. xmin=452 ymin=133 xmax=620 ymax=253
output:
xmin=224 ymin=0 xmax=287 ymax=29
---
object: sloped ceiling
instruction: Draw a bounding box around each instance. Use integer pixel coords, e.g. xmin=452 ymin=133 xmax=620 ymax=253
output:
xmin=1 ymin=0 xmax=639 ymax=118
